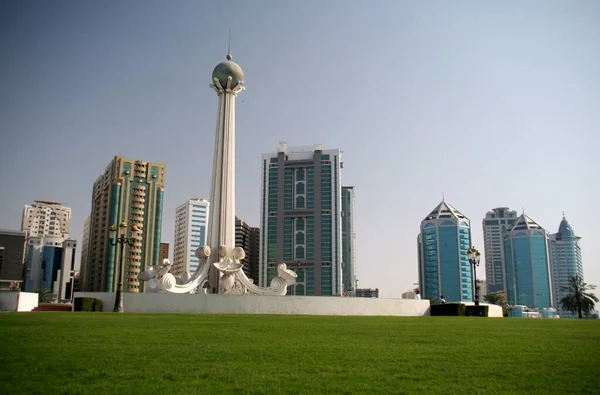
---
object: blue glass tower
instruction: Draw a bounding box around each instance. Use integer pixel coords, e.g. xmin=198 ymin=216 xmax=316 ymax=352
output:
xmin=418 ymin=200 xmax=473 ymax=302
xmin=550 ymin=215 xmax=583 ymax=317
xmin=503 ymin=214 xmax=553 ymax=309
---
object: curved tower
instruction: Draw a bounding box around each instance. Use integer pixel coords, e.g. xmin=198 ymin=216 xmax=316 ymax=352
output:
xmin=206 ymin=53 xmax=245 ymax=292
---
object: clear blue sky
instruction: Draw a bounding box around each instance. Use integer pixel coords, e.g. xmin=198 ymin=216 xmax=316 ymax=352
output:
xmin=1 ymin=0 xmax=598 ymax=299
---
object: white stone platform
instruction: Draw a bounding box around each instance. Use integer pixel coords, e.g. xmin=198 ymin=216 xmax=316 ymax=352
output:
xmin=74 ymin=292 xmax=432 ymax=316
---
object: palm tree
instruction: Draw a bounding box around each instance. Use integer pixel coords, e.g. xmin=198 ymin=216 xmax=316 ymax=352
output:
xmin=37 ymin=288 xmax=54 ymax=303
xmin=559 ymin=275 xmax=599 ymax=319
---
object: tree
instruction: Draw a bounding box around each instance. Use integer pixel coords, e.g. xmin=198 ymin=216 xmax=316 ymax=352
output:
xmin=37 ymin=288 xmax=54 ymax=303
xmin=559 ymin=275 xmax=599 ymax=319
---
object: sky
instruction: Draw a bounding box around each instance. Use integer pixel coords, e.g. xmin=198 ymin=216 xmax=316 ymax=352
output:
xmin=1 ymin=0 xmax=599 ymax=299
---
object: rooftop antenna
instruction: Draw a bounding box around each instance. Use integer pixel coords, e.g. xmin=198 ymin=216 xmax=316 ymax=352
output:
xmin=227 ymin=28 xmax=232 ymax=60
xmin=442 ymin=192 xmax=445 ymax=202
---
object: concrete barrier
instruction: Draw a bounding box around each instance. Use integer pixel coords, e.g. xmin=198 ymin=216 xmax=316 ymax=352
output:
xmin=0 ymin=292 xmax=39 ymax=312
xmin=74 ymin=292 xmax=432 ymax=316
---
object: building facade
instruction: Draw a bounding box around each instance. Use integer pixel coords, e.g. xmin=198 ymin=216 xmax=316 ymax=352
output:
xmin=341 ymin=186 xmax=356 ymax=295
xmin=356 ymin=288 xmax=379 ymax=298
xmin=0 ymin=229 xmax=27 ymax=291
xmin=21 ymin=200 xmax=71 ymax=238
xmin=503 ymin=214 xmax=553 ymax=309
xmin=79 ymin=217 xmax=90 ymax=291
xmin=81 ymin=156 xmax=165 ymax=293
xmin=235 ymin=217 xmax=260 ymax=283
xmin=172 ymin=198 xmax=209 ymax=276
xmin=549 ymin=215 xmax=583 ymax=317
xmin=417 ymin=200 xmax=473 ymax=302
xmin=24 ymin=237 xmax=76 ymax=300
xmin=159 ymin=243 xmax=170 ymax=262
xmin=482 ymin=207 xmax=518 ymax=294
xmin=259 ymin=143 xmax=343 ymax=296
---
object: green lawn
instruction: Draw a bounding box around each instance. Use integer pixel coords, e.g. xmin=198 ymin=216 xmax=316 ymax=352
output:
xmin=1 ymin=314 xmax=598 ymax=394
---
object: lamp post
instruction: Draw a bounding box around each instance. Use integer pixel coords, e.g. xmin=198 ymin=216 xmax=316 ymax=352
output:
xmin=109 ymin=222 xmax=139 ymax=313
xmin=467 ymin=246 xmax=481 ymax=305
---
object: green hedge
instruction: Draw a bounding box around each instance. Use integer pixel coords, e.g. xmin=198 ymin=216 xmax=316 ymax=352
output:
xmin=465 ymin=305 xmax=489 ymax=317
xmin=430 ymin=303 xmax=466 ymax=316
xmin=73 ymin=297 xmax=103 ymax=312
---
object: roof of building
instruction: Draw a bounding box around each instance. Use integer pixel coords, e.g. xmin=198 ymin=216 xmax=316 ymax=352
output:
xmin=558 ymin=215 xmax=575 ymax=237
xmin=423 ymin=200 xmax=468 ymax=221
xmin=509 ymin=214 xmax=545 ymax=232
xmin=0 ymin=229 xmax=26 ymax=236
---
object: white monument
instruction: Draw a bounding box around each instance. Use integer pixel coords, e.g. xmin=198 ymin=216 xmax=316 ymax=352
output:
xmin=139 ymin=52 xmax=296 ymax=295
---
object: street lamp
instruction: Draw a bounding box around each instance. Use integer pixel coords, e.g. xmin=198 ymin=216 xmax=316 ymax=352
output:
xmin=467 ymin=246 xmax=481 ymax=305
xmin=109 ymin=222 xmax=140 ymax=313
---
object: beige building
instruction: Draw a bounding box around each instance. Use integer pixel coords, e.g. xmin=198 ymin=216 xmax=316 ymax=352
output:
xmin=159 ymin=242 xmax=169 ymax=262
xmin=21 ymin=200 xmax=71 ymax=238
xmin=235 ymin=217 xmax=260 ymax=284
xmin=82 ymin=155 xmax=166 ymax=293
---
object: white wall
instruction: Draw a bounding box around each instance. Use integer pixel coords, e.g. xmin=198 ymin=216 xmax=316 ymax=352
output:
xmin=0 ymin=292 xmax=38 ymax=312
xmin=74 ymin=292 xmax=432 ymax=316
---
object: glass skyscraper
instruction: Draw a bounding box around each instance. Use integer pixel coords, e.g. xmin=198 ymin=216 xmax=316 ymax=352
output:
xmin=482 ymin=207 xmax=518 ymax=294
xmin=259 ymin=143 xmax=343 ymax=296
xmin=549 ymin=215 xmax=583 ymax=317
xmin=503 ymin=214 xmax=553 ymax=309
xmin=417 ymin=200 xmax=473 ymax=302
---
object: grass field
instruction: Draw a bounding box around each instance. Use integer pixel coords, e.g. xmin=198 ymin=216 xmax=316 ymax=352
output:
xmin=1 ymin=314 xmax=598 ymax=394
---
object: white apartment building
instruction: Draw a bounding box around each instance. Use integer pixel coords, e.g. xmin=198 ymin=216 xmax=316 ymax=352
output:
xmin=482 ymin=207 xmax=518 ymax=294
xmin=172 ymin=198 xmax=210 ymax=276
xmin=21 ymin=200 xmax=71 ymax=238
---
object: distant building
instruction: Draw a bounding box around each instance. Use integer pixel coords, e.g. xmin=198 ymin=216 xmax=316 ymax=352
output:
xmin=504 ymin=214 xmax=553 ymax=309
xmin=0 ymin=229 xmax=27 ymax=291
xmin=259 ymin=142 xmax=343 ymax=296
xmin=21 ymin=200 xmax=71 ymax=238
xmin=24 ymin=237 xmax=76 ymax=300
xmin=81 ymin=155 xmax=166 ymax=293
xmin=549 ymin=214 xmax=583 ymax=317
xmin=159 ymin=243 xmax=170 ymax=262
xmin=235 ymin=217 xmax=260 ymax=283
xmin=172 ymin=198 xmax=209 ymax=276
xmin=356 ymin=288 xmax=379 ymax=298
xmin=482 ymin=207 xmax=518 ymax=294
xmin=417 ymin=200 xmax=473 ymax=302
xmin=341 ymin=186 xmax=356 ymax=295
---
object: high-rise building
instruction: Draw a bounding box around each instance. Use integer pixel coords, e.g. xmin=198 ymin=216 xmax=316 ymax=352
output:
xmin=159 ymin=243 xmax=170 ymax=262
xmin=172 ymin=198 xmax=209 ymax=276
xmin=235 ymin=217 xmax=260 ymax=283
xmin=341 ymin=186 xmax=356 ymax=295
xmin=24 ymin=237 xmax=76 ymax=300
xmin=482 ymin=207 xmax=518 ymax=294
xmin=0 ymin=229 xmax=27 ymax=291
xmin=503 ymin=214 xmax=553 ymax=309
xmin=549 ymin=214 xmax=583 ymax=317
xmin=21 ymin=200 xmax=71 ymax=238
xmin=82 ymin=156 xmax=165 ymax=293
xmin=259 ymin=142 xmax=343 ymax=296
xmin=417 ymin=200 xmax=473 ymax=302
xmin=79 ymin=217 xmax=90 ymax=291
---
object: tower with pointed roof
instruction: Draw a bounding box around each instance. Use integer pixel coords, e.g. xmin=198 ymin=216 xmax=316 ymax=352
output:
xmin=549 ymin=214 xmax=583 ymax=317
xmin=417 ymin=200 xmax=473 ymax=302
xmin=503 ymin=213 xmax=553 ymax=309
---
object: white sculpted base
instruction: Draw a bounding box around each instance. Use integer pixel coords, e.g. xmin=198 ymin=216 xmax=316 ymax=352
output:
xmin=138 ymin=246 xmax=296 ymax=296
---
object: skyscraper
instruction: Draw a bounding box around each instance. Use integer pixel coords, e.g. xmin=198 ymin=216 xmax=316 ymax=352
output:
xmin=259 ymin=142 xmax=343 ymax=296
xmin=503 ymin=214 xmax=553 ymax=309
xmin=21 ymin=200 xmax=71 ymax=238
xmin=549 ymin=214 xmax=583 ymax=317
xmin=235 ymin=217 xmax=260 ymax=283
xmin=172 ymin=198 xmax=209 ymax=276
xmin=341 ymin=186 xmax=356 ymax=295
xmin=82 ymin=156 xmax=165 ymax=293
xmin=482 ymin=207 xmax=518 ymax=294
xmin=417 ymin=200 xmax=473 ymax=302
xmin=0 ymin=229 xmax=27 ymax=291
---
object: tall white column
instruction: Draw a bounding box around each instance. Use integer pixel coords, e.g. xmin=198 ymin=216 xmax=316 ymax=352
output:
xmin=206 ymin=64 xmax=244 ymax=293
